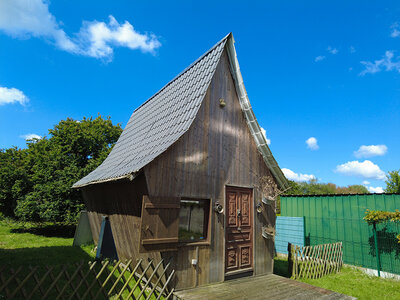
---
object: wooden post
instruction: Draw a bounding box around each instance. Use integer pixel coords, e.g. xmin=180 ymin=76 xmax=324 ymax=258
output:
xmin=287 ymin=243 xmax=293 ymax=278
xmin=373 ymin=222 xmax=381 ymax=277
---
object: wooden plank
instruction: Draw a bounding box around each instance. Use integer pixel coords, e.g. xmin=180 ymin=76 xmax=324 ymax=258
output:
xmin=145 ymin=203 xmax=180 ymax=209
xmin=0 ymin=271 xmax=11 ymax=299
xmin=122 ymin=259 xmax=153 ymax=300
xmin=107 ymin=258 xmax=133 ymax=296
xmin=43 ymin=265 xmax=67 ymax=300
xmin=56 ymin=263 xmax=83 ymax=300
xmin=142 ymin=238 xmax=179 ymax=245
xmin=136 ymin=259 xmax=164 ymax=299
xmin=67 ymin=261 xmax=97 ymax=300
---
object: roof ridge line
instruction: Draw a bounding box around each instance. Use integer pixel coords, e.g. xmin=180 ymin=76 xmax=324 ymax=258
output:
xmin=133 ymin=33 xmax=231 ymax=114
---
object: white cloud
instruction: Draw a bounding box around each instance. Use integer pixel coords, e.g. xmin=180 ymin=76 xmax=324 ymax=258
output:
xmin=362 ymin=180 xmax=370 ymax=185
xmin=354 ymin=144 xmax=387 ymax=158
xmin=391 ymin=29 xmax=400 ymax=38
xmin=391 ymin=23 xmax=400 ymax=38
xmin=0 ymin=0 xmax=161 ymax=61
xmin=315 ymin=55 xmax=325 ymax=62
xmin=282 ymin=168 xmax=316 ymax=182
xmin=0 ymin=86 xmax=29 ymax=105
xmin=0 ymin=0 xmax=77 ymax=52
xmin=368 ymin=186 xmax=384 ymax=193
xmin=327 ymin=46 xmax=338 ymax=55
xmin=260 ymin=127 xmax=271 ymax=145
xmin=360 ymin=51 xmax=400 ymax=75
xmin=306 ymin=137 xmax=319 ymax=150
xmin=21 ymin=133 xmax=42 ymax=140
xmin=78 ymin=16 xmax=161 ymax=60
xmin=335 ymin=160 xmax=386 ymax=180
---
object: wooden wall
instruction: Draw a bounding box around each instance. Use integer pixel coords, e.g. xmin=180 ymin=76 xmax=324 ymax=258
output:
xmin=81 ymin=173 xmax=161 ymax=262
xmin=144 ymin=49 xmax=277 ymax=290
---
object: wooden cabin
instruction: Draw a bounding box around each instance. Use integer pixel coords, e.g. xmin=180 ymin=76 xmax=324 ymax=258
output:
xmin=73 ymin=33 xmax=289 ymax=290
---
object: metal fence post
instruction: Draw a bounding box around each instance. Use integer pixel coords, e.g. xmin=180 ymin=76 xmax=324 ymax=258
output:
xmin=372 ymin=222 xmax=381 ymax=277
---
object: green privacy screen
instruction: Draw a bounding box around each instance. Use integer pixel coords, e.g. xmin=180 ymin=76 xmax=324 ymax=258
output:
xmin=281 ymin=194 xmax=400 ymax=275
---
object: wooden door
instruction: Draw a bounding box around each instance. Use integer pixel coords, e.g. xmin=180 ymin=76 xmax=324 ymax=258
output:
xmin=225 ymin=186 xmax=253 ymax=274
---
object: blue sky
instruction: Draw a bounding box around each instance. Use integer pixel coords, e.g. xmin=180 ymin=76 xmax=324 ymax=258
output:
xmin=0 ymin=1 xmax=399 ymax=192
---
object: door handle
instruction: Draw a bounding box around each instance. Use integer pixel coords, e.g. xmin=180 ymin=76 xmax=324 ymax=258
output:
xmin=237 ymin=209 xmax=241 ymax=217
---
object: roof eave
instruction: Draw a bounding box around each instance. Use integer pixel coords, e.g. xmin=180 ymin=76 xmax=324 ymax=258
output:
xmin=72 ymin=172 xmax=139 ymax=189
xmin=225 ymin=35 xmax=289 ymax=190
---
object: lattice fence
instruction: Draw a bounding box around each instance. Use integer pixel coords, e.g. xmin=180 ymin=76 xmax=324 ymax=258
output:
xmin=0 ymin=258 xmax=175 ymax=300
xmin=290 ymin=242 xmax=343 ymax=279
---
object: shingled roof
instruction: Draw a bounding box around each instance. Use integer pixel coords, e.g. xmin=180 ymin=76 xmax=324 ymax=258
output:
xmin=73 ymin=33 xmax=289 ymax=189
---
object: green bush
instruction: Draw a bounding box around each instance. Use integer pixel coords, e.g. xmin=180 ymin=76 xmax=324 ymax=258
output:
xmin=0 ymin=116 xmax=122 ymax=223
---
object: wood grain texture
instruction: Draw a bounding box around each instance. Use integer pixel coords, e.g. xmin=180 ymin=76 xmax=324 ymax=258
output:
xmin=81 ymin=173 xmax=162 ymax=263
xmin=80 ymin=47 xmax=278 ymax=290
xmin=145 ymin=48 xmax=277 ymax=289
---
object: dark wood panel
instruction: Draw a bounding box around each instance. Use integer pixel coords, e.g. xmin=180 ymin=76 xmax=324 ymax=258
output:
xmin=225 ymin=186 xmax=253 ymax=274
xmin=81 ymin=47 xmax=278 ymax=290
xmin=139 ymin=195 xmax=180 ymax=252
xmin=144 ymin=49 xmax=277 ymax=288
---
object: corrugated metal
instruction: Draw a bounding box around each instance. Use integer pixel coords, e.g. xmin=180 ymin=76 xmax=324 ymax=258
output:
xmin=281 ymin=193 xmax=400 ymax=275
xmin=275 ymin=216 xmax=305 ymax=255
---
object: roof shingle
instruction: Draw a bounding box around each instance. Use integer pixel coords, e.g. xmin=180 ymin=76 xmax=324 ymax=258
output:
xmin=73 ymin=35 xmax=228 ymax=187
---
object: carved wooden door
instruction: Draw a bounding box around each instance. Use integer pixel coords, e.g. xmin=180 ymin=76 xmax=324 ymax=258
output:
xmin=225 ymin=186 xmax=253 ymax=274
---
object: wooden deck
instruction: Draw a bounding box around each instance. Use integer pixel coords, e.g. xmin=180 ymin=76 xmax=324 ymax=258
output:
xmin=173 ymin=274 xmax=355 ymax=299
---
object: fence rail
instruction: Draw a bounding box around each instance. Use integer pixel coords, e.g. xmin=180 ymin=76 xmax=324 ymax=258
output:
xmin=0 ymin=258 xmax=174 ymax=300
xmin=289 ymin=242 xmax=343 ymax=279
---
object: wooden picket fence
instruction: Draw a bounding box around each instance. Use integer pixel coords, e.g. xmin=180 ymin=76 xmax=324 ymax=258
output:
xmin=0 ymin=258 xmax=175 ymax=300
xmin=289 ymin=242 xmax=343 ymax=279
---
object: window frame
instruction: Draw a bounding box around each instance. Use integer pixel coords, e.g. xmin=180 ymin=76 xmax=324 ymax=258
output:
xmin=177 ymin=197 xmax=212 ymax=246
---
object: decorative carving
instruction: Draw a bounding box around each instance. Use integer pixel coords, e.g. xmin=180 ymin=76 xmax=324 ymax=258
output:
xmin=228 ymin=193 xmax=237 ymax=226
xmin=241 ymin=247 xmax=250 ymax=265
xmin=228 ymin=249 xmax=237 ymax=267
xmin=241 ymin=194 xmax=250 ymax=225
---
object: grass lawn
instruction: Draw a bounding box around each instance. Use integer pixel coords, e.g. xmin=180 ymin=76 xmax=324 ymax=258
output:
xmin=0 ymin=220 xmax=162 ymax=299
xmin=0 ymin=219 xmax=95 ymax=265
xmin=274 ymin=256 xmax=400 ymax=300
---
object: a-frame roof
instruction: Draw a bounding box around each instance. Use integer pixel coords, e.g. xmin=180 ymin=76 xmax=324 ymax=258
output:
xmin=73 ymin=34 xmax=288 ymax=189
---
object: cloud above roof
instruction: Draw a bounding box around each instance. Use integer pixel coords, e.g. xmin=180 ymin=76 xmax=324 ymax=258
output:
xmin=0 ymin=0 xmax=160 ymax=61
xmin=0 ymin=86 xmax=28 ymax=106
xmin=335 ymin=160 xmax=386 ymax=180
xmin=260 ymin=127 xmax=271 ymax=145
xmin=354 ymin=144 xmax=387 ymax=158
xmin=20 ymin=133 xmax=42 ymax=141
xmin=306 ymin=137 xmax=319 ymax=150
xmin=282 ymin=168 xmax=316 ymax=182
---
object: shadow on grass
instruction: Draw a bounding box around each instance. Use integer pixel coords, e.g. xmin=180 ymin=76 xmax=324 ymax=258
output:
xmin=273 ymin=257 xmax=289 ymax=278
xmin=10 ymin=223 xmax=76 ymax=238
xmin=0 ymin=245 xmax=95 ymax=266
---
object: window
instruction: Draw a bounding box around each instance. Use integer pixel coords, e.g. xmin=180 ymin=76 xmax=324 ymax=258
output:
xmin=178 ymin=199 xmax=210 ymax=242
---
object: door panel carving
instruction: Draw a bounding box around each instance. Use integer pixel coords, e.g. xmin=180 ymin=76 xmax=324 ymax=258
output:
xmin=225 ymin=186 xmax=253 ymax=274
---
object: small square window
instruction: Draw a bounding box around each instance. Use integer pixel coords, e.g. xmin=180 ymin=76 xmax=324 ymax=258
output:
xmin=178 ymin=199 xmax=210 ymax=242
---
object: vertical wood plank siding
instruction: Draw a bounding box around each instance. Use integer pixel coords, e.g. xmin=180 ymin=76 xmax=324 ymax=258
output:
xmin=82 ymin=173 xmax=162 ymax=263
xmin=144 ymin=49 xmax=276 ymax=289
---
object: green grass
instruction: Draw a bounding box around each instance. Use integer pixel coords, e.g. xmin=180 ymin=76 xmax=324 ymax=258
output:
xmin=274 ymin=256 xmax=400 ymax=300
xmin=0 ymin=219 xmax=95 ymax=265
xmin=0 ymin=220 xmax=162 ymax=299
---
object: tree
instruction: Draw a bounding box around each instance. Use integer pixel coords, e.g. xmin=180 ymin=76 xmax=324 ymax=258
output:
xmin=0 ymin=116 xmax=122 ymax=223
xmin=284 ymin=179 xmax=369 ymax=195
xmin=0 ymin=147 xmax=30 ymax=218
xmin=385 ymin=170 xmax=400 ymax=193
